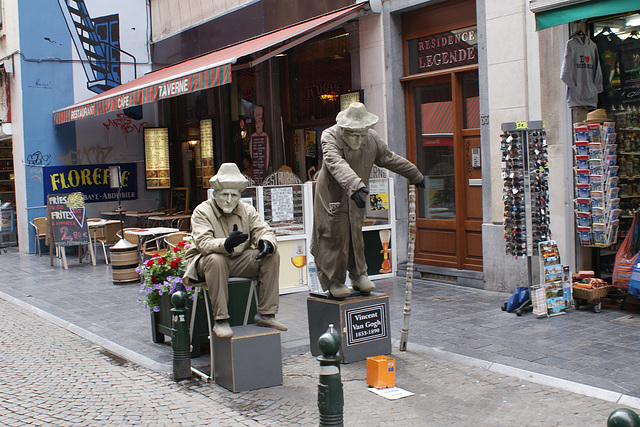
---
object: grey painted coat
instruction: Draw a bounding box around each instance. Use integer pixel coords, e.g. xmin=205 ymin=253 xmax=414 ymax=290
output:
xmin=310 ymin=125 xmax=423 ymax=289
xmin=183 ymin=197 xmax=277 ymax=284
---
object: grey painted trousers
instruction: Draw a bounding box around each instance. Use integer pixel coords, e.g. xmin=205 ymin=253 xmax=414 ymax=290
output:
xmin=197 ymin=249 xmax=280 ymax=320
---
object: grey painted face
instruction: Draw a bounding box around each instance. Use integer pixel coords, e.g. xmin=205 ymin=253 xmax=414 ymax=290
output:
xmin=341 ymin=128 xmax=368 ymax=150
xmin=214 ymin=189 xmax=241 ymax=214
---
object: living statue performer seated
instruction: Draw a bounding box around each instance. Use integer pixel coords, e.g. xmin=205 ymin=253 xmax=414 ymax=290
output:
xmin=311 ymin=102 xmax=424 ymax=299
xmin=183 ymin=163 xmax=287 ymax=338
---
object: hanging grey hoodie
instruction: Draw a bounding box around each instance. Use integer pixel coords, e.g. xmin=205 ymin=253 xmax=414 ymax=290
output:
xmin=560 ymin=35 xmax=603 ymax=109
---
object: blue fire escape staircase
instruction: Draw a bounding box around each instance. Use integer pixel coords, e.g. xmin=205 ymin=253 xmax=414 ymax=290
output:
xmin=58 ymin=0 xmax=137 ymax=94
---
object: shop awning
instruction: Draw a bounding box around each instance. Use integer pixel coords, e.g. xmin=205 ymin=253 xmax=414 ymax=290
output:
xmin=534 ymin=0 xmax=639 ymax=31
xmin=53 ymin=3 xmax=365 ymax=125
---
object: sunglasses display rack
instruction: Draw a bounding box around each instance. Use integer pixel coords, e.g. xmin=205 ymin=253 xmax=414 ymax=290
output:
xmin=501 ymin=121 xmax=551 ymax=259
xmin=572 ymin=121 xmax=620 ymax=247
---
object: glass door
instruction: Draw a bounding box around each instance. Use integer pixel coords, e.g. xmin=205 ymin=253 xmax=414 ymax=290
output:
xmin=407 ymin=71 xmax=482 ymax=271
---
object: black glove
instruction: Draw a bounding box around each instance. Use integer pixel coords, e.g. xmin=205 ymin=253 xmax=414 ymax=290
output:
xmin=224 ymin=224 xmax=248 ymax=253
xmin=351 ymin=187 xmax=369 ymax=209
xmin=414 ymin=177 xmax=425 ymax=189
xmin=256 ymin=239 xmax=274 ymax=260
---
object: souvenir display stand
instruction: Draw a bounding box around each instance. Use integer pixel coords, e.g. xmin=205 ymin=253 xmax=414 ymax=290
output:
xmin=531 ymin=240 xmax=567 ymax=317
xmin=572 ymin=121 xmax=620 ymax=248
xmin=501 ymin=121 xmax=551 ymax=287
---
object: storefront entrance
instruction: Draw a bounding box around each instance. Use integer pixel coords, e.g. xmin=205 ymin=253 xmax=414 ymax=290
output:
xmin=405 ymin=71 xmax=482 ymax=271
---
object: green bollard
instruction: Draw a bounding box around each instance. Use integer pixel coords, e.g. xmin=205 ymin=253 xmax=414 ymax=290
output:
xmin=317 ymin=324 xmax=343 ymax=427
xmin=608 ymin=408 xmax=640 ymax=427
xmin=171 ymin=289 xmax=191 ymax=381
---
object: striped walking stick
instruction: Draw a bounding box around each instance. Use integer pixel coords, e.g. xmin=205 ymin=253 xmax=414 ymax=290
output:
xmin=399 ymin=185 xmax=416 ymax=351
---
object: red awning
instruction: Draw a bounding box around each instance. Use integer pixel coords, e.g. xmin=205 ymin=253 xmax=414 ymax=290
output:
xmin=53 ymin=3 xmax=365 ymax=125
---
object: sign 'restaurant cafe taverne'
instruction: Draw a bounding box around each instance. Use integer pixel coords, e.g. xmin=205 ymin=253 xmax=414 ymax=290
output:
xmin=408 ymin=27 xmax=478 ymax=74
xmin=43 ymin=163 xmax=137 ymax=204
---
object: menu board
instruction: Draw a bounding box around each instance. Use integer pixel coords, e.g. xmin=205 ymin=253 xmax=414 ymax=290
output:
xmin=47 ymin=192 xmax=90 ymax=246
xmin=270 ymin=187 xmax=294 ymax=222
xmin=200 ymin=119 xmax=214 ymax=187
xmin=144 ymin=127 xmax=171 ymax=189
xmin=171 ymin=187 xmax=189 ymax=211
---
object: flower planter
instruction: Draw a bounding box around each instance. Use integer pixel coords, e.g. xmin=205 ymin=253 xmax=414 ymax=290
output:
xmin=150 ymin=293 xmax=211 ymax=357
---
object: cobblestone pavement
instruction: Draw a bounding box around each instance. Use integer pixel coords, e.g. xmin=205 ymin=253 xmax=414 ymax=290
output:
xmin=1 ymin=296 xmax=632 ymax=426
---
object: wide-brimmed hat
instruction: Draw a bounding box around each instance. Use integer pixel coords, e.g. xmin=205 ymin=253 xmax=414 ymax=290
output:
xmin=209 ymin=163 xmax=248 ymax=191
xmin=336 ymin=102 xmax=379 ymax=130
xmin=584 ymin=108 xmax=609 ymax=124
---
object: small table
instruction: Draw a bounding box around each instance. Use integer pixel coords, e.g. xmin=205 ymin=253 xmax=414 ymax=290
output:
xmin=126 ymin=211 xmax=166 ymax=227
xmin=148 ymin=214 xmax=191 ymax=229
xmin=124 ymin=227 xmax=180 ymax=262
xmin=100 ymin=210 xmax=137 ymax=217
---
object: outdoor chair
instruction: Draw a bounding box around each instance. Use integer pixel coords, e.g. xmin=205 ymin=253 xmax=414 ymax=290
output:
xmin=96 ymin=222 xmax=121 ymax=265
xmin=30 ymin=217 xmax=48 ymax=256
xmin=164 ymin=231 xmax=189 ymax=249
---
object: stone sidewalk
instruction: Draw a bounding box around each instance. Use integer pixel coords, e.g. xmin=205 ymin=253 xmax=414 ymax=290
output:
xmin=0 ymin=296 xmax=628 ymax=426
xmin=1 ymin=248 xmax=640 ymax=425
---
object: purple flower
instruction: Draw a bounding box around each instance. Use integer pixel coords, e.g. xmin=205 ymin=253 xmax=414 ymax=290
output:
xmin=153 ymin=306 xmax=160 ymax=312
xmin=135 ymin=266 xmax=141 ymax=274
xmin=139 ymin=284 xmax=145 ymax=291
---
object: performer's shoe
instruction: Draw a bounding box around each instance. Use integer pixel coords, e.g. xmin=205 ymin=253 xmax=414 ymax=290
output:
xmin=351 ymin=275 xmax=375 ymax=294
xmin=254 ymin=314 xmax=288 ymax=331
xmin=213 ymin=320 xmax=233 ymax=338
xmin=329 ymin=283 xmax=351 ymax=299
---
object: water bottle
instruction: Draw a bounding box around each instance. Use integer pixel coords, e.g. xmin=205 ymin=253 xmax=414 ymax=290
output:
xmin=308 ymin=260 xmax=321 ymax=293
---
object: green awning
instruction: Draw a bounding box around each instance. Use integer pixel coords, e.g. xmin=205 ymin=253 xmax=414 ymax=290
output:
xmin=535 ymin=0 xmax=638 ymax=31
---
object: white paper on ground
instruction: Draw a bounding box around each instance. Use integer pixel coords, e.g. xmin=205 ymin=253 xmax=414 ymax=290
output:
xmin=368 ymin=386 xmax=414 ymax=400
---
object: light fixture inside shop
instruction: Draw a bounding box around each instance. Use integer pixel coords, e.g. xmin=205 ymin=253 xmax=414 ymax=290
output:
xmin=241 ymin=130 xmax=247 ymax=138
xmin=188 ymin=140 xmax=198 ymax=147
xmin=320 ymin=93 xmax=338 ymax=101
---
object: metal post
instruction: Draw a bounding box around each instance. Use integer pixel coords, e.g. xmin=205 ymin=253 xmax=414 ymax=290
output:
xmin=317 ymin=324 xmax=343 ymax=426
xmin=171 ymin=289 xmax=191 ymax=381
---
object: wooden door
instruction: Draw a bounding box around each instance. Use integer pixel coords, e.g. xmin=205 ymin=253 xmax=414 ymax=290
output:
xmin=406 ymin=70 xmax=482 ymax=271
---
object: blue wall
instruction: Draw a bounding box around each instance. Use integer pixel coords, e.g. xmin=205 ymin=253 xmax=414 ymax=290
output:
xmin=19 ymin=0 xmax=76 ymax=252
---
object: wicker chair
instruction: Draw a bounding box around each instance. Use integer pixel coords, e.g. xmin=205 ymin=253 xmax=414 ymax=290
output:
xmin=30 ymin=217 xmax=48 ymax=256
xmin=164 ymin=231 xmax=189 ymax=249
xmin=96 ymin=222 xmax=121 ymax=265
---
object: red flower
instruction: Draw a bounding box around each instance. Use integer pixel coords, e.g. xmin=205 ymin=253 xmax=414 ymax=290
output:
xmin=157 ymin=257 xmax=167 ymax=265
xmin=177 ymin=241 xmax=186 ymax=248
xmin=170 ymin=259 xmax=180 ymax=269
xmin=173 ymin=246 xmax=180 ymax=253
xmin=151 ymin=276 xmax=158 ymax=284
xmin=153 ymin=253 xmax=160 ymax=258
xmin=145 ymin=259 xmax=154 ymax=267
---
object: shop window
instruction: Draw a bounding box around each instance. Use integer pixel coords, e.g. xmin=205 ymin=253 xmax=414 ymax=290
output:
xmin=462 ymin=71 xmax=480 ymax=129
xmin=414 ymin=82 xmax=456 ymax=220
xmin=288 ymin=31 xmax=352 ymax=124
xmin=591 ymin=13 xmax=640 ymax=109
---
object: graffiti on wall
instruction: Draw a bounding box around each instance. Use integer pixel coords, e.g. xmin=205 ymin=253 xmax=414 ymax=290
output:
xmin=103 ymin=113 xmax=149 ymax=134
xmin=26 ymin=151 xmax=52 ymax=167
xmin=57 ymin=144 xmax=114 ymax=165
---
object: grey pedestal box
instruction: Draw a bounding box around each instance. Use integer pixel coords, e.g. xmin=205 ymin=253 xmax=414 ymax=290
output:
xmin=212 ymin=325 xmax=283 ymax=392
xmin=307 ymin=292 xmax=391 ymax=363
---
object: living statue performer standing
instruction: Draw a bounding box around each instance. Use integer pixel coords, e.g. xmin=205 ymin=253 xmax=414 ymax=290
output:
xmin=183 ymin=163 xmax=287 ymax=338
xmin=311 ymin=102 xmax=424 ymax=299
